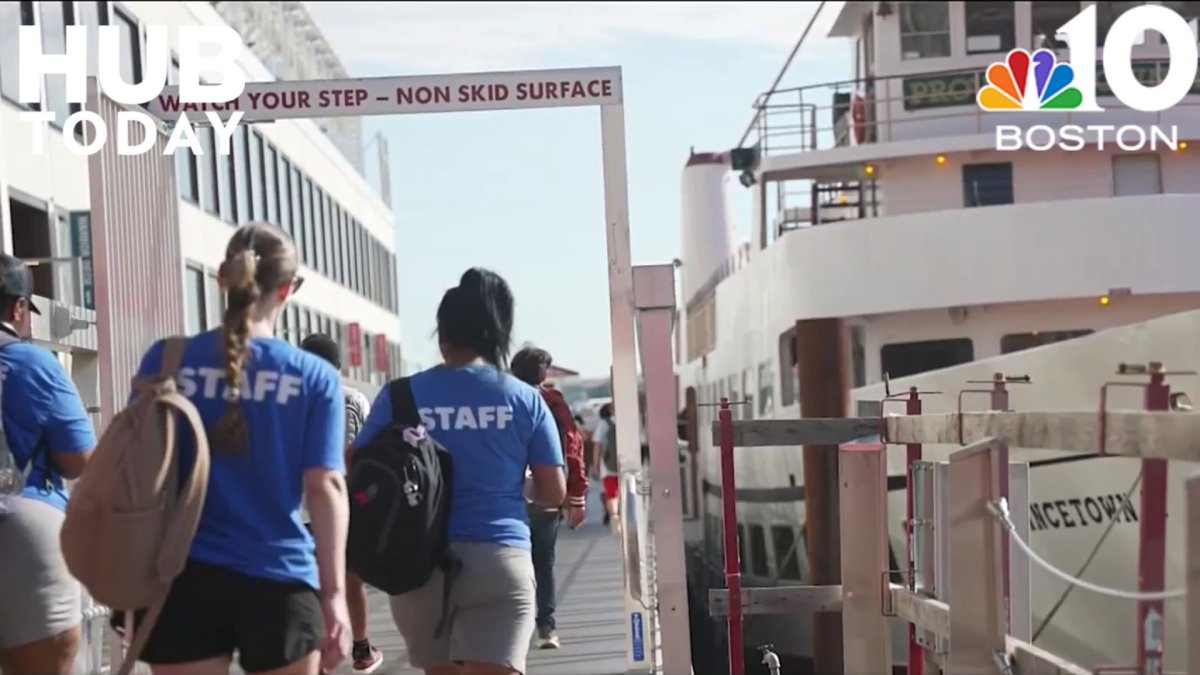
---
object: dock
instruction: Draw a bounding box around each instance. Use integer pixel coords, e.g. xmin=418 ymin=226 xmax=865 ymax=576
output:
xmin=330 ymin=492 xmax=630 ymax=675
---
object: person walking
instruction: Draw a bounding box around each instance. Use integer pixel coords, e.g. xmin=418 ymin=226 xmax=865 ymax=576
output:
xmin=117 ymin=223 xmax=351 ymax=674
xmin=0 ymin=254 xmax=97 ymax=675
xmin=354 ymin=268 xmax=565 ymax=675
xmin=591 ymin=403 xmax=618 ymax=526
xmin=510 ymin=346 xmax=587 ymax=649
xmin=300 ymin=334 xmax=384 ymax=675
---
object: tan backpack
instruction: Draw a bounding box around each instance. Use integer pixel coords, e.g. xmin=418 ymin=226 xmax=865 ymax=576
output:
xmin=60 ymin=337 xmax=210 ymax=675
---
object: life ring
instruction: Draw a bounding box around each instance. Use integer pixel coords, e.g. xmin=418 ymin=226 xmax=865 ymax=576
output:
xmin=850 ymin=93 xmax=866 ymax=145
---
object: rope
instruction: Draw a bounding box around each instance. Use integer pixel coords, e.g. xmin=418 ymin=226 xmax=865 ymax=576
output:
xmin=991 ymin=498 xmax=1185 ymax=602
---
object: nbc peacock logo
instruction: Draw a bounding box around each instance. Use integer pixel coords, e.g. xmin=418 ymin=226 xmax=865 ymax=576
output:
xmin=977 ymin=48 xmax=1083 ymax=111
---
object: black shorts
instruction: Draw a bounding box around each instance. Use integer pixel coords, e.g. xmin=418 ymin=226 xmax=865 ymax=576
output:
xmin=112 ymin=561 xmax=323 ymax=672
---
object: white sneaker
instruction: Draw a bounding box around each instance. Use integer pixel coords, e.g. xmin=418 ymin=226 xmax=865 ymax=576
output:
xmin=536 ymin=629 xmax=561 ymax=649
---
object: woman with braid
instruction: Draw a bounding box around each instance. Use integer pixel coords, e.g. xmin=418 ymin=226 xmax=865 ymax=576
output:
xmin=120 ymin=223 xmax=351 ymax=674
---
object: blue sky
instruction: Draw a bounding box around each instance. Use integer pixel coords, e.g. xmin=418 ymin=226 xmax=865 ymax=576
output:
xmin=305 ymin=1 xmax=849 ymax=376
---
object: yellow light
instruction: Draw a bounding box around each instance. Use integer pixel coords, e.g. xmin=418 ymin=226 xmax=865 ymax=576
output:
xmin=935 ymin=154 xmax=947 ymax=165
xmin=1099 ymin=295 xmax=1110 ymax=306
xmin=838 ymin=193 xmax=849 ymax=204
xmin=864 ymin=163 xmax=876 ymax=176
xmin=1180 ymin=141 xmax=1189 ymax=150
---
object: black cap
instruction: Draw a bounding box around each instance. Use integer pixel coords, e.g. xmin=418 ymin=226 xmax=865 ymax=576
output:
xmin=300 ymin=333 xmax=340 ymax=369
xmin=0 ymin=254 xmax=40 ymax=315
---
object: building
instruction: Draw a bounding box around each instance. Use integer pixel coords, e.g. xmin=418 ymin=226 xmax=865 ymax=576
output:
xmin=0 ymin=0 xmax=404 ymax=418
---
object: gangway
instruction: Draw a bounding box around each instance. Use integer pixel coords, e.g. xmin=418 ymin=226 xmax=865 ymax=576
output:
xmin=80 ymin=62 xmax=694 ymax=674
xmin=710 ymin=364 xmax=1200 ymax=675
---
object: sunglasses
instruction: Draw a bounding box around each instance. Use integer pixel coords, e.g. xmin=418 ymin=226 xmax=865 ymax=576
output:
xmin=290 ymin=275 xmax=305 ymax=293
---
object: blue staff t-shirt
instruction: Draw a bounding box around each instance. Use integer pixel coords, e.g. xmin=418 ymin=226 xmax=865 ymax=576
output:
xmin=1 ymin=341 xmax=96 ymax=511
xmin=133 ymin=330 xmax=345 ymax=590
xmin=354 ymin=363 xmax=564 ymax=549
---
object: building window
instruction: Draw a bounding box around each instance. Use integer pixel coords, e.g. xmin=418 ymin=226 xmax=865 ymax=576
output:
xmin=312 ymin=188 xmax=326 ymax=275
xmin=350 ymin=221 xmax=361 ymax=294
xmin=185 ymin=265 xmax=205 ymax=334
xmin=169 ymin=60 xmax=198 ymax=203
xmin=280 ymin=157 xmax=294 ymax=241
xmin=40 ymin=1 xmax=72 ymax=127
xmin=0 ymin=3 xmax=36 ymax=105
xmin=247 ymin=130 xmax=264 ymax=221
xmin=264 ymin=142 xmax=278 ymax=224
xmin=198 ymin=128 xmax=219 ymax=216
xmin=964 ymin=2 xmax=1015 ymax=54
xmin=331 ymin=205 xmax=343 ymax=285
xmin=324 ymin=198 xmax=335 ymax=280
xmin=301 ymin=178 xmax=315 ymax=268
xmin=216 ymin=129 xmax=235 ymax=222
xmin=205 ymin=271 xmax=222 ymax=329
xmin=778 ymin=328 xmax=800 ymax=408
xmin=114 ymin=8 xmax=140 ymax=86
xmin=880 ymin=337 xmax=974 ymax=380
xmin=232 ymin=126 xmax=250 ymax=224
xmin=1112 ymin=154 xmax=1162 ymax=196
xmin=290 ymin=168 xmax=304 ymax=263
xmin=1031 ymin=1 xmax=1079 ymax=51
xmin=771 ymin=526 xmax=803 ymax=580
xmin=1001 ymin=330 xmax=1092 ymax=355
xmin=899 ymin=2 xmax=951 ymax=60
xmin=962 ymin=162 xmax=1013 ymax=207
xmin=1161 ymin=2 xmax=1200 ymax=44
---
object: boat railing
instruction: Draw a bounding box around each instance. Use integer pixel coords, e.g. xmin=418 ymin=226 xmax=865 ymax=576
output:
xmin=748 ymin=59 xmax=1200 ymax=156
xmin=708 ymin=367 xmax=1200 ymax=675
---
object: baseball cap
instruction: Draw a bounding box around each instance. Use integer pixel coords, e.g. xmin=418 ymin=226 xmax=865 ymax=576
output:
xmin=0 ymin=254 xmax=40 ymax=315
xmin=300 ymin=333 xmax=340 ymax=369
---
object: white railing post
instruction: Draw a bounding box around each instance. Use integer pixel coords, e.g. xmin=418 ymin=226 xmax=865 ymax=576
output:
xmin=633 ymin=263 xmax=693 ymax=675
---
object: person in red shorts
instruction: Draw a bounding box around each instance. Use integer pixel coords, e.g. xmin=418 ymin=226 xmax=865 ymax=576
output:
xmin=591 ymin=403 xmax=618 ymax=526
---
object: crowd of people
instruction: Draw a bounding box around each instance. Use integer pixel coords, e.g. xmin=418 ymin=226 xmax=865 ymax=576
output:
xmin=0 ymin=222 xmax=620 ymax=675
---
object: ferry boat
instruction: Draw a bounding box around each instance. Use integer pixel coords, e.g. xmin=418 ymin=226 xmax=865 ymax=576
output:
xmin=674 ymin=1 xmax=1200 ymax=671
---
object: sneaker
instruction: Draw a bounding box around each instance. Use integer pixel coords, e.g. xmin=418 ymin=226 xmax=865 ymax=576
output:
xmin=537 ymin=628 xmax=561 ymax=649
xmin=352 ymin=645 xmax=384 ymax=674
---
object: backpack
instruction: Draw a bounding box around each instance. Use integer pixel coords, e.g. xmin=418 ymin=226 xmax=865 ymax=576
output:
xmin=602 ymin=419 xmax=619 ymax=473
xmin=346 ymin=377 xmax=459 ymax=636
xmin=60 ymin=337 xmax=210 ymax=675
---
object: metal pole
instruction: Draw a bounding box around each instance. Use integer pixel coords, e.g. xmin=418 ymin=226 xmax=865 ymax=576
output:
xmin=1138 ymin=363 xmax=1169 ymax=675
xmin=904 ymin=387 xmax=925 ymax=675
xmin=989 ymin=374 xmax=1013 ymax=633
xmin=796 ymin=318 xmax=846 ymax=675
xmin=718 ymin=398 xmax=744 ymax=675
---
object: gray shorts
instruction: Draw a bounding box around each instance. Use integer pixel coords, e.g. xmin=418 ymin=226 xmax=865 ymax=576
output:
xmin=0 ymin=497 xmax=81 ymax=648
xmin=390 ymin=542 xmax=536 ymax=673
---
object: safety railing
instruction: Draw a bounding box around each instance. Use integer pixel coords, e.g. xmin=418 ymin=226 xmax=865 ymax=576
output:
xmin=747 ymin=61 xmax=1200 ymax=157
xmin=709 ymin=364 xmax=1200 ymax=675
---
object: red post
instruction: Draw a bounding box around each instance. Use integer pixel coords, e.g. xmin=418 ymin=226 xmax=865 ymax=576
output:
xmin=718 ymin=398 xmax=744 ymax=675
xmin=903 ymin=387 xmax=924 ymax=675
xmin=1138 ymin=363 xmax=1169 ymax=675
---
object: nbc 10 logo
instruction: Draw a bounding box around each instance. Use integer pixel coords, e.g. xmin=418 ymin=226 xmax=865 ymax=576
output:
xmin=978 ymin=3 xmax=1197 ymax=113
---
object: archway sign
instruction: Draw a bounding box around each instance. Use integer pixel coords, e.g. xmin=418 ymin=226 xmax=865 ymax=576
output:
xmin=145 ymin=66 xmax=690 ymax=675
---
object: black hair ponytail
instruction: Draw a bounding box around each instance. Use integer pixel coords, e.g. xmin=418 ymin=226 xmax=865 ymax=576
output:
xmin=436 ymin=267 xmax=515 ymax=367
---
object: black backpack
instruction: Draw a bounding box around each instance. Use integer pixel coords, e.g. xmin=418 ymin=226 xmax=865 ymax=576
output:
xmin=346 ymin=377 xmax=459 ymax=634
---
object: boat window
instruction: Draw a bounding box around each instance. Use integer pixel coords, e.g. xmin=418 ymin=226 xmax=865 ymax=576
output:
xmin=741 ymin=369 xmax=754 ymax=420
xmin=962 ymin=162 xmax=1013 ymax=207
xmin=850 ymin=324 xmax=866 ymax=388
xmin=1160 ymin=3 xmax=1200 ymax=43
xmin=737 ymin=524 xmax=748 ymax=574
xmin=771 ymin=525 xmax=803 ymax=580
xmin=1097 ymin=2 xmax=1149 ymax=46
xmin=728 ymin=375 xmax=740 ymax=421
xmin=778 ymin=327 xmax=800 ymax=408
xmin=749 ymin=524 xmax=769 ymax=577
xmin=899 ymin=1 xmax=951 ymax=59
xmin=757 ymin=361 xmax=775 ymax=416
xmin=965 ymin=2 xmax=1015 ymax=54
xmin=1112 ymin=154 xmax=1162 ymax=196
xmin=881 ymin=338 xmax=974 ymax=380
xmin=1031 ymin=2 xmax=1080 ymax=50
xmin=1000 ymin=330 xmax=1093 ymax=354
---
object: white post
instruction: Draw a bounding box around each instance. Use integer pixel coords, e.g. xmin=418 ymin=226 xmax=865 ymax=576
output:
xmin=634 ymin=264 xmax=694 ymax=675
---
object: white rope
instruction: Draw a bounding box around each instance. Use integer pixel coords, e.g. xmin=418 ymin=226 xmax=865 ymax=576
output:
xmin=991 ymin=498 xmax=1185 ymax=602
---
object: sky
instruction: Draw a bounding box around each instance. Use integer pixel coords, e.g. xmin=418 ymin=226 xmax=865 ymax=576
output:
xmin=304 ymin=1 xmax=850 ymax=377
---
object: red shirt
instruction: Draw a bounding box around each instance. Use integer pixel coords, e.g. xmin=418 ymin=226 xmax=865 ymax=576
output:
xmin=541 ymin=386 xmax=588 ymax=507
